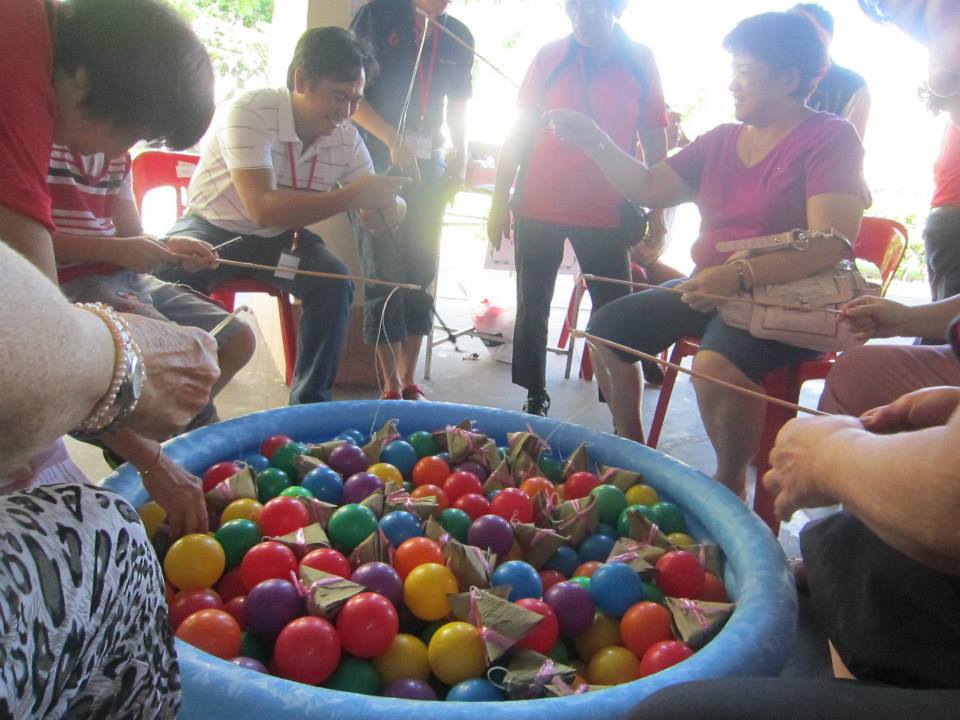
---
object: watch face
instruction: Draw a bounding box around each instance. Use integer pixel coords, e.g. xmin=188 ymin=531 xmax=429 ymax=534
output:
xmin=129 ymin=354 xmax=146 ymax=399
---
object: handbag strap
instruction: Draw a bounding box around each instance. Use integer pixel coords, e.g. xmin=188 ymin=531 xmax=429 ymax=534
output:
xmin=716 ymin=228 xmax=853 ymax=256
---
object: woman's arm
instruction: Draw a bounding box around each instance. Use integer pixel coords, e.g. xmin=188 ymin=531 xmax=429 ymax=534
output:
xmin=486 ymin=111 xmax=537 ymax=248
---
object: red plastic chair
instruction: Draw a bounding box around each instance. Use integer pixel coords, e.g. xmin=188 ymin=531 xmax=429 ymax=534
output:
xmin=131 ymin=150 xmax=298 ymax=385
xmin=643 ymin=217 xmax=908 ymax=532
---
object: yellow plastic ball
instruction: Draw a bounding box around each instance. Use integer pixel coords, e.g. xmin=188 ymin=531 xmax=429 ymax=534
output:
xmin=368 ymin=462 xmax=404 ymax=487
xmin=220 ymin=498 xmax=263 ymax=526
xmin=138 ymin=500 xmax=167 ymax=539
xmin=666 ymin=532 xmax=696 ymax=547
xmin=588 ymin=646 xmax=641 ymax=686
xmin=575 ymin=613 xmax=622 ymax=664
xmin=163 ymin=533 xmax=226 ymax=590
xmin=373 ymin=633 xmax=430 ymax=683
xmin=625 ymin=484 xmax=659 ymax=507
xmin=403 ymin=562 xmax=458 ymax=621
xmin=427 ymin=622 xmax=485 ymax=685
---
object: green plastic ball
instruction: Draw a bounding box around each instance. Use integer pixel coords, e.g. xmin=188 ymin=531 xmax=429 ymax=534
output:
xmin=650 ymin=502 xmax=687 ymax=535
xmin=439 ymin=508 xmax=472 ymax=543
xmin=270 ymin=441 xmax=308 ymax=478
xmin=420 ymin=620 xmax=443 ymax=647
xmin=570 ymin=575 xmax=591 ymax=590
xmin=642 ymin=580 xmax=666 ymax=606
xmin=547 ymin=640 xmax=570 ymax=664
xmin=324 ymin=657 xmax=381 ymax=695
xmin=240 ymin=631 xmax=270 ymax=663
xmin=538 ymin=456 xmax=564 ymax=484
xmin=617 ymin=503 xmax=657 ymax=538
xmin=407 ymin=430 xmax=440 ymax=458
xmin=590 ymin=484 xmax=628 ymax=527
xmin=255 ymin=468 xmax=291 ymax=504
xmin=327 ymin=503 xmax=378 ymax=554
xmin=279 ymin=485 xmax=314 ymax=500
xmin=214 ymin=519 xmax=262 ymax=568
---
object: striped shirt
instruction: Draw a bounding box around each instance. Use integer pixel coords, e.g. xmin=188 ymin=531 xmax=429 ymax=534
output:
xmin=187 ymin=87 xmax=374 ymax=237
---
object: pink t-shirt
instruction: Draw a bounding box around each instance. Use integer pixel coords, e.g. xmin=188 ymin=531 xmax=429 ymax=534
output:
xmin=666 ymin=112 xmax=870 ymax=270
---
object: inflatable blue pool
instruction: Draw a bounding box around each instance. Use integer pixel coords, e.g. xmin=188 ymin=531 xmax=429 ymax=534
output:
xmin=103 ymin=400 xmax=797 ymax=720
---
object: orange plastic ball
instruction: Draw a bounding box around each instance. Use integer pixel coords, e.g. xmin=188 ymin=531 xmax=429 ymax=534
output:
xmin=175 ymin=608 xmax=242 ymax=659
xmin=519 ymin=476 xmax=554 ymax=499
xmin=620 ymin=602 xmax=674 ymax=658
xmin=411 ymin=484 xmax=450 ymax=510
xmin=393 ymin=537 xmax=444 ymax=580
xmin=412 ymin=456 xmax=451 ymax=487
xmin=573 ymin=561 xmax=602 ymax=579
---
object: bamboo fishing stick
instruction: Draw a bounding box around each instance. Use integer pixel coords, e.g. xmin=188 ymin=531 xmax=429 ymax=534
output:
xmin=417 ymin=8 xmax=521 ymax=89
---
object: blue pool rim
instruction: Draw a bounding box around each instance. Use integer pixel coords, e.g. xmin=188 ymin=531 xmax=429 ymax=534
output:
xmin=103 ymin=400 xmax=797 ymax=720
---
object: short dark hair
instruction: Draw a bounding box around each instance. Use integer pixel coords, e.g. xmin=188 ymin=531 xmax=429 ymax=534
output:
xmin=792 ymin=3 xmax=835 ymax=36
xmin=286 ymin=27 xmax=379 ymax=92
xmin=55 ymin=0 xmax=214 ymax=150
xmin=723 ymin=12 xmax=829 ymax=99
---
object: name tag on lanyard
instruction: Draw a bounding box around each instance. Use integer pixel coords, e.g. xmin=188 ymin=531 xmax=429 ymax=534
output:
xmin=275 ymin=252 xmax=300 ymax=281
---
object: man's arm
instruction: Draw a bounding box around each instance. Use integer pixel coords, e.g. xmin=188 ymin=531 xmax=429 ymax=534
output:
xmin=842 ymin=294 xmax=960 ymax=342
xmin=352 ymin=99 xmax=420 ymax=179
xmin=636 ymin=124 xmax=669 ymax=251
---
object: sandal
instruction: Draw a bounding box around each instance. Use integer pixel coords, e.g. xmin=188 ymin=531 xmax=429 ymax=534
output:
xmin=381 ymin=389 xmax=402 ymax=400
xmin=401 ymin=384 xmax=426 ymax=401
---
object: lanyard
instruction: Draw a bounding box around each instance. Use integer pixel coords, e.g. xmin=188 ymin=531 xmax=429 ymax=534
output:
xmin=415 ymin=23 xmax=442 ymax=122
xmin=286 ymin=143 xmax=318 ymax=252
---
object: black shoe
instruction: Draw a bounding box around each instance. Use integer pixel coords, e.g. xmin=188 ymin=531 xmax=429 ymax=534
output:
xmin=641 ymin=359 xmax=664 ymax=387
xmin=523 ymin=391 xmax=551 ymax=417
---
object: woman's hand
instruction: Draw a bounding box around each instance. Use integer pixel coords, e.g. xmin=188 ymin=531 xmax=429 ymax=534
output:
xmin=675 ymin=265 xmax=740 ymax=313
xmin=860 ymin=386 xmax=960 ymax=433
xmin=840 ymin=295 xmax=913 ymax=341
xmin=486 ymin=197 xmax=511 ymax=251
xmin=544 ymin=109 xmax=610 ymax=153
xmin=165 ymin=235 xmax=219 ymax=272
xmin=140 ymin=452 xmax=208 ymax=538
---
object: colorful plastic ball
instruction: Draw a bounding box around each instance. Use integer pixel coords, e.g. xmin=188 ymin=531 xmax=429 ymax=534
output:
xmin=492 ymin=560 xmax=543 ymax=601
xmin=258 ymin=496 xmax=310 ymax=538
xmin=368 ymin=462 xmax=404 ymax=486
xmin=538 ymin=456 xmax=564 ymax=483
xmin=548 ymin=640 xmax=570 ymax=664
xmin=341 ymin=472 xmax=385 ymax=505
xmin=382 ymin=678 xmax=437 ymax=700
xmin=220 ymin=498 xmax=263 ymax=526
xmin=270 ymin=441 xmax=308 ymax=478
xmin=590 ymin=484 xmax=628 ymax=526
xmin=515 ymin=598 xmax=559 ymax=654
xmin=279 ymin=485 xmax=314 ymax=500
xmin=202 ymin=461 xmax=242 ymax=493
xmin=273 ymin=615 xmax=340 ymax=684
xmin=327 ymin=443 xmax=370 ymax=478
xmin=446 ymin=678 xmax=505 ymax=702
xmin=590 ymin=562 xmax=645 ymax=618
xmin=404 ymin=563 xmax=458 ymax=621
xmin=650 ymin=502 xmax=687 ymax=535
xmin=403 ymin=481 xmax=414 ymax=493
xmin=545 ymin=545 xmax=579 ymax=578
xmin=420 ymin=620 xmax=444 ymax=647
xmin=337 ymin=428 xmax=367 ymax=445
xmin=394 ymin=537 xmax=444 ymax=580
xmin=589 ymin=646 xmax=641 ymax=685
xmin=243 ymin=453 xmax=271 ymax=473
xmin=216 ymin=566 xmax=246 ymax=602
xmin=544 ymin=582 xmax=596 ymax=638
xmin=301 ymin=466 xmax=343 ymax=505
xmin=569 ymin=576 xmax=591 ymax=590
xmin=260 ymin=434 xmax=294 ymax=460
xmin=373 ymin=632 xmax=430 ymax=683
xmin=701 ymin=571 xmax=730 ymax=602
xmin=411 ymin=483 xmax=449 ymax=510
xmin=407 ymin=430 xmax=440 ymax=458
xmin=138 ymin=500 xmax=166 ymax=539
xmin=436 ymin=451 xmax=451 ymax=463
xmin=438 ymin=507 xmax=472 ymax=543
xmin=175 ymin=608 xmax=242 ymax=659
xmin=620 ymin=602 xmax=674 ymax=658
xmin=244 ymin=578 xmax=305 ymax=641
xmin=427 ymin=621 xmax=485 ymax=685
xmin=379 ymin=510 xmax=424 ymax=548
xmin=240 ymin=541 xmax=298 ymax=591
xmin=443 ymin=471 xmax=484 ymax=504
xmin=412 ymin=456 xmax=451 ymax=487
xmin=640 ymin=640 xmax=694 ymax=677
xmin=453 ymin=492 xmax=490 ymax=520
xmin=519 ymin=476 xmax=555 ymax=499
xmin=301 ymin=547 xmax=352 ymax=579
xmin=467 ymin=514 xmax=514 ymax=556
xmin=327 ymin=504 xmax=378 ymax=554
xmin=575 ymin=613 xmax=623 ymax=663
xmin=231 ymin=656 xmax=267 ymax=673
xmin=565 ymin=472 xmax=601 ymax=500
xmin=336 ymin=592 xmax=399 ymax=657
xmin=255 ymin=468 xmax=291 ymax=504
xmin=667 ymin=532 xmax=696 ymax=547
xmin=655 ymin=550 xmax=706 ymax=599
xmin=380 ymin=441 xmax=418 ymax=477
xmin=642 ymin=580 xmax=666 ymax=606
xmin=455 ymin=461 xmax=489 ymax=482
xmin=573 ymin=561 xmax=602 ymax=579
xmin=214 ymin=519 xmax=262 ymax=568
xmin=240 ymin=631 xmax=270 ymax=663
xmin=577 ymin=533 xmax=616 ymax=563
xmin=539 ymin=569 xmax=567 ymax=593
xmin=223 ymin=596 xmax=246 ymax=630
xmin=625 ymin=483 xmax=660 ymax=507
xmin=618 ymin=504 xmax=655 ymax=538
xmin=594 ymin=523 xmax=618 ymax=539
xmin=168 ymin=589 xmax=223 ymax=631
xmin=164 ymin=533 xmax=226 ymax=590
xmin=349 ymin=563 xmax=402 ymax=606
xmin=324 ymin=656 xmax=381 ymax=695
xmin=489 ymin=487 xmax=535 ymax=523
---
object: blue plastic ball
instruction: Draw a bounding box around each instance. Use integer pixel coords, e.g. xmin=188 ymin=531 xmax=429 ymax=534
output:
xmin=445 ymin=678 xmax=505 ymax=702
xmin=577 ymin=533 xmax=617 ymax=563
xmin=491 ymin=560 xmax=543 ymax=602
xmin=545 ymin=545 xmax=579 ymax=579
xmin=379 ymin=510 xmax=424 ymax=548
xmin=380 ymin=441 xmax=418 ymax=477
xmin=334 ymin=433 xmax=357 ymax=445
xmin=301 ymin=466 xmax=344 ymax=504
xmin=487 ymin=490 xmax=501 ymax=502
xmin=243 ymin=453 xmax=270 ymax=473
xmin=594 ymin=523 xmax=618 ymax=538
xmin=436 ymin=451 xmax=451 ymax=464
xmin=589 ymin=562 xmax=645 ymax=618
xmin=337 ymin=428 xmax=366 ymax=445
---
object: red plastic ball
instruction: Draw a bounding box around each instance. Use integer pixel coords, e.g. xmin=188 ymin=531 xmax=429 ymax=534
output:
xmin=700 ymin=571 xmax=730 ymax=602
xmin=442 ymin=471 xmax=484 ymax=504
xmin=216 ymin=566 xmax=246 ymax=603
xmin=573 ymin=561 xmax=602 ymax=579
xmin=515 ymin=597 xmax=560 ymax=654
xmin=564 ymin=472 xmax=601 ymax=500
xmin=489 ymin=487 xmax=535 ymax=523
xmin=260 ymin=435 xmax=295 ymax=460
xmin=202 ymin=462 xmax=242 ymax=493
xmin=240 ymin=541 xmax=298 ymax=592
xmin=168 ymin=589 xmax=223 ymax=631
xmin=539 ymin=569 xmax=567 ymax=591
xmin=640 ymin=640 xmax=694 ymax=677
xmin=411 ymin=484 xmax=450 ymax=510
xmin=393 ymin=537 xmax=444 ymax=580
xmin=301 ymin=548 xmax=352 ymax=579
xmin=273 ymin=616 xmax=341 ymax=684
xmin=258 ymin=496 xmax=310 ymax=538
xmin=175 ymin=608 xmax=242 ymax=659
xmin=655 ymin=550 xmax=706 ymax=599
xmin=223 ymin=595 xmax=246 ymax=630
xmin=411 ymin=456 xmax=451 ymax=487
xmin=453 ymin=492 xmax=491 ymax=521
xmin=335 ymin=592 xmax=399 ymax=657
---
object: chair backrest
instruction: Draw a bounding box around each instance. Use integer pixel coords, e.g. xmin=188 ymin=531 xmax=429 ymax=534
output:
xmin=131 ymin=150 xmax=200 ymax=218
xmin=852 ymin=216 xmax=909 ymax=296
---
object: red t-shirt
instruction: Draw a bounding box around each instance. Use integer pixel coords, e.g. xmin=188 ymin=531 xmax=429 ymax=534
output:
xmin=665 ymin=112 xmax=870 ymax=270
xmin=515 ymin=32 xmax=667 ymax=229
xmin=0 ymin=0 xmax=57 ymax=234
xmin=932 ymin=121 xmax=960 ymax=209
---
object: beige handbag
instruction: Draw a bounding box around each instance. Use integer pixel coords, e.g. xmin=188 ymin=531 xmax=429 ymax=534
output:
xmin=715 ymin=229 xmax=876 ymax=353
